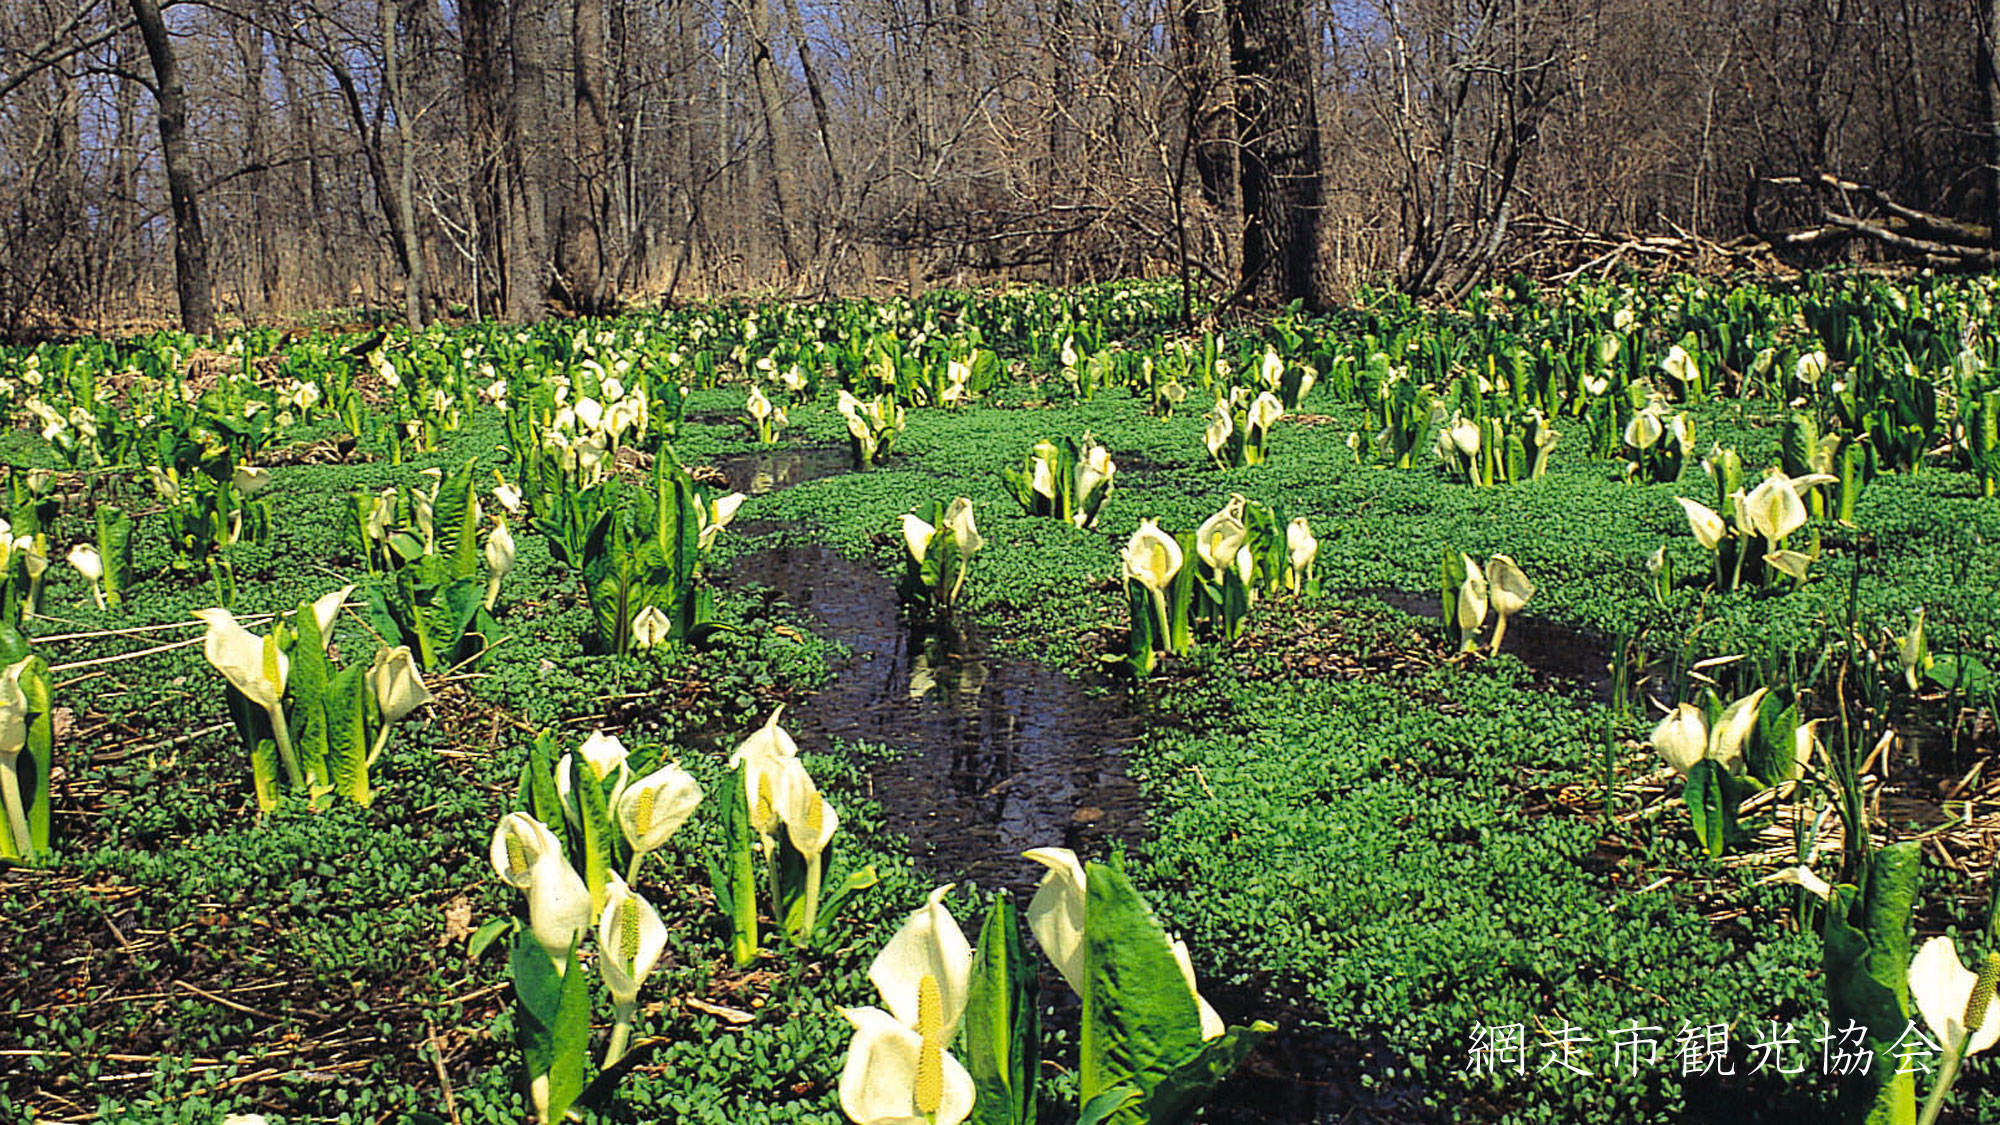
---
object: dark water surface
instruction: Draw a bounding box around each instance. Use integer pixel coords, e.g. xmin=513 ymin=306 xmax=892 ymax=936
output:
xmin=721 ymin=542 xmax=1145 ymax=891
xmin=714 ymin=448 xmax=1430 ymax=1121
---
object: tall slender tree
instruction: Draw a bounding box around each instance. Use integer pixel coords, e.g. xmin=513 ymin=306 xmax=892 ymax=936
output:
xmin=130 ymin=0 xmax=216 ymax=334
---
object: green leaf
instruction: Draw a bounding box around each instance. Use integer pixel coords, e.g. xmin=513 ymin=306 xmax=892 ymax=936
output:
xmin=1147 ymin=1022 xmax=1275 ymax=1125
xmin=1077 ymin=1087 xmax=1142 ymax=1125
xmin=1825 ymin=842 xmax=1920 ymax=1125
xmin=521 ymin=733 xmax=565 ymax=827
xmin=433 ymin=462 xmax=482 ymax=579
xmin=325 ymin=663 xmax=372 ymax=806
xmin=1685 ymin=760 xmax=1730 ymax=857
xmin=966 ymin=892 xmax=1041 ymax=1125
xmin=705 ymin=765 xmax=760 ymax=967
xmin=251 ymin=736 xmax=281 ymax=813
xmin=546 ymin=939 xmax=592 ymax=1120
xmin=574 ymin=753 xmax=616 ymax=917
xmin=468 ymin=916 xmax=514 ymax=961
xmin=1748 ymin=695 xmax=1800 ymax=786
xmin=511 ymin=931 xmax=563 ymax=1101
xmin=1928 ymin=655 xmax=1996 ymax=698
xmin=95 ymin=505 xmax=134 ymax=608
xmin=1080 ymin=860 xmax=1207 ymax=1125
xmin=817 ymin=863 xmax=881 ymax=928
xmin=290 ymin=603 xmax=334 ymax=795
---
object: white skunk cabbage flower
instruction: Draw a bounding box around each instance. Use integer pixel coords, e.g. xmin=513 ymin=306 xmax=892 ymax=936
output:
xmin=1169 ymin=935 xmax=1228 ymax=1041
xmin=195 ymin=608 xmax=287 ymax=711
xmin=368 ymin=645 xmax=434 ymax=727
xmin=941 ymin=497 xmax=983 ymax=558
xmin=1741 ymin=472 xmax=1809 ymax=543
xmin=730 ymin=707 xmax=801 ymax=842
xmin=1660 ymin=345 xmax=1699 ymax=384
xmin=1898 ymin=608 xmax=1930 ymax=692
xmin=1204 ymin=402 xmax=1234 ymax=466
xmin=901 ymin=513 xmax=935 ymax=566
xmin=1655 ymin=688 xmax=1769 ymax=776
xmin=557 ymin=730 xmax=633 ymax=825
xmin=484 ymin=519 xmax=515 ymax=610
xmin=1285 ymin=517 xmax=1318 ymax=594
xmin=837 ymin=1005 xmax=977 ymax=1125
xmin=1455 ymin=554 xmax=1489 ymax=638
xmin=1023 ymin=847 xmax=1089 ymax=993
xmin=1448 ymin=416 xmax=1482 ymax=458
xmin=1484 ymin=555 xmax=1534 ymax=653
xmin=232 ymin=465 xmax=274 ymax=497
xmin=1260 ymin=347 xmax=1284 ymax=389
xmin=1195 ymin=495 xmax=1249 ymax=579
xmin=310 ymin=585 xmax=352 ymax=647
xmin=698 ymin=492 xmax=747 ymax=552
xmin=869 ymin=884 xmax=974 ymax=1042
xmin=1023 ymin=847 xmax=1223 ymax=1041
xmin=1650 ymin=704 xmax=1710 ymax=775
xmin=1624 ymin=410 xmax=1664 ymax=450
xmin=68 ymin=544 xmax=105 ymax=609
xmin=1122 ymin=520 xmax=1183 ymax=592
xmin=616 ymin=761 xmax=704 ymax=856
xmin=1909 ymin=937 xmax=2000 ymax=1057
xmin=598 ymin=875 xmax=668 ymax=1010
xmin=1677 ymin=497 xmax=1727 ymax=552
xmin=490 ymin=811 xmax=563 ymax=889
xmin=631 ymin=604 xmax=672 ymax=649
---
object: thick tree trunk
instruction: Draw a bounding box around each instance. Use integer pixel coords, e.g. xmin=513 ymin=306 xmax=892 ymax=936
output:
xmin=1227 ymin=0 xmax=1326 ymax=308
xmin=129 ymin=0 xmax=215 ymax=335
xmin=570 ymin=0 xmax=614 ymax=312
xmin=504 ymin=0 xmax=550 ymax=320
xmin=461 ymin=0 xmax=507 ymax=318
xmin=747 ymin=0 xmax=807 ymax=279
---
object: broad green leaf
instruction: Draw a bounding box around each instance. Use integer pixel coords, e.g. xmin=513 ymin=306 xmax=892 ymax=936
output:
xmin=546 ymin=938 xmax=592 ymax=1120
xmin=1824 ymin=842 xmax=1920 ymax=1125
xmin=511 ymin=930 xmax=564 ymax=1095
xmin=251 ymin=736 xmax=281 ymax=813
xmin=95 ymin=506 xmax=134 ymax=607
xmin=325 ymin=664 xmax=372 ymax=806
xmin=468 ymin=916 xmax=514 ymax=961
xmin=574 ymin=752 xmax=616 ymax=916
xmin=290 ymin=603 xmax=333 ymax=795
xmin=1148 ymin=1022 xmax=1275 ymax=1125
xmin=1686 ymin=757 xmax=1729 ymax=857
xmin=966 ymin=892 xmax=1040 ymax=1125
xmin=433 ymin=462 xmax=482 ymax=579
xmin=1077 ymin=1087 xmax=1142 ymax=1125
xmin=1080 ymin=860 xmax=1207 ymax=1124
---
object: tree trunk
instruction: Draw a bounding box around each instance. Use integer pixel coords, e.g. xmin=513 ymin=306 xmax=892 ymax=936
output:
xmin=781 ymin=0 xmax=843 ymax=288
xmin=129 ymin=0 xmax=215 ymax=335
xmin=384 ymin=0 xmax=428 ymax=327
xmin=747 ymin=0 xmax=807 ymax=279
xmin=570 ymin=0 xmax=614 ymax=312
xmin=461 ymin=0 xmax=507 ymax=317
xmin=1981 ymin=0 xmax=2000 ymax=246
xmin=504 ymin=0 xmax=551 ymax=320
xmin=1227 ymin=0 xmax=1325 ymax=308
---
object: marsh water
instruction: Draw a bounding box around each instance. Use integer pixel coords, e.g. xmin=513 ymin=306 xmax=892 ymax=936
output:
xmin=713 ymin=446 xmax=1430 ymax=1122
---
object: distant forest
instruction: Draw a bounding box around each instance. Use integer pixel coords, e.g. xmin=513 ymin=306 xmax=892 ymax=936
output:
xmin=0 ymin=0 xmax=1994 ymax=334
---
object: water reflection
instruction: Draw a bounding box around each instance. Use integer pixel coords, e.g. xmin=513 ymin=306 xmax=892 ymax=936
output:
xmin=722 ymin=543 xmax=1143 ymax=889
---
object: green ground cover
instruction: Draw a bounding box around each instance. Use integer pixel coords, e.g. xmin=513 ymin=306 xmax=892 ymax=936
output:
xmin=1 ymin=272 xmax=1997 ymax=1124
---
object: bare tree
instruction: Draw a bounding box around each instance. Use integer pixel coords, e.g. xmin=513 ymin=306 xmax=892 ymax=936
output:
xmin=129 ymin=0 xmax=215 ymax=334
xmin=1228 ymin=0 xmax=1327 ymax=307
